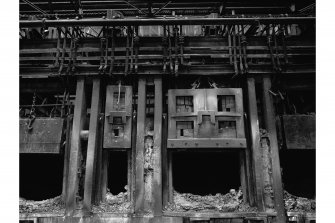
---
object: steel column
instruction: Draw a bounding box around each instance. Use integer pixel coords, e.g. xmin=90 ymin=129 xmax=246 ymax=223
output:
xmin=134 ymin=77 xmax=147 ymax=213
xmin=152 ymin=76 xmax=163 ymax=214
xmin=83 ymin=79 xmax=102 ymax=212
xmin=247 ymin=77 xmax=265 ymax=211
xmin=65 ymin=77 xmax=86 ymax=215
xmin=262 ymin=75 xmax=286 ymax=223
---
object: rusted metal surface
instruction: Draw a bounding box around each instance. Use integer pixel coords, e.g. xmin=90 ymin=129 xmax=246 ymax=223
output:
xmin=281 ymin=115 xmax=315 ymax=150
xmin=20 ymin=117 xmax=65 ymax=154
xmin=103 ymin=85 xmax=133 ymax=149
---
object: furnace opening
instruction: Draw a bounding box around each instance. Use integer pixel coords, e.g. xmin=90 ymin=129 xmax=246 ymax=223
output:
xmin=107 ymin=151 xmax=128 ymax=195
xmin=172 ymin=151 xmax=241 ymax=195
xmin=20 ymin=154 xmax=64 ymax=201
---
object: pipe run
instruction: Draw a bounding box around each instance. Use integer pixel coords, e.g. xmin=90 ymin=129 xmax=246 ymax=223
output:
xmin=20 ymin=16 xmax=315 ymax=28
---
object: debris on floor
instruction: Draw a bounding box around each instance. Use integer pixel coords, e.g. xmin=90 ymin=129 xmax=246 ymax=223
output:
xmin=92 ymin=191 xmax=131 ymax=213
xmin=19 ymin=196 xmax=65 ymax=214
xmin=165 ymin=189 xmax=257 ymax=212
xmin=284 ymin=191 xmax=316 ymax=213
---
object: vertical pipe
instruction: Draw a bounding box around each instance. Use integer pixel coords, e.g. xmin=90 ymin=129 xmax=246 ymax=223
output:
xmin=232 ymin=26 xmax=238 ymax=77
xmin=241 ymin=24 xmax=249 ymax=72
xmin=125 ymin=26 xmax=130 ymax=75
xmin=227 ymin=25 xmax=233 ymax=65
xmin=130 ymin=26 xmax=134 ymax=73
xmin=109 ymin=27 xmax=115 ymax=76
xmin=237 ymin=25 xmax=244 ymax=74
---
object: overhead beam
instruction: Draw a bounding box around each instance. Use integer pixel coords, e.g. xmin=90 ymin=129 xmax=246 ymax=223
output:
xmin=19 ymin=16 xmax=315 ymax=28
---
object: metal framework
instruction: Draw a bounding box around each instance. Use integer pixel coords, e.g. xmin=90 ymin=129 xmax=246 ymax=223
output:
xmin=19 ymin=1 xmax=316 ymax=223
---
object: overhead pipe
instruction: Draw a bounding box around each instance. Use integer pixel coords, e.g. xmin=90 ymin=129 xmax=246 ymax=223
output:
xmin=20 ymin=16 xmax=315 ymax=28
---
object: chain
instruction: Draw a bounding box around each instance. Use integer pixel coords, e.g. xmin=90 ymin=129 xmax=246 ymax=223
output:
xmin=27 ymin=91 xmax=37 ymax=131
xmin=29 ymin=91 xmax=36 ymax=117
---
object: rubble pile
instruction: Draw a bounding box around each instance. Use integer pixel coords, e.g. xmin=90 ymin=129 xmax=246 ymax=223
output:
xmin=93 ymin=191 xmax=131 ymax=213
xmin=165 ymin=189 xmax=257 ymax=213
xmin=19 ymin=196 xmax=65 ymax=214
xmin=284 ymin=191 xmax=316 ymax=213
